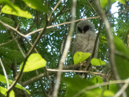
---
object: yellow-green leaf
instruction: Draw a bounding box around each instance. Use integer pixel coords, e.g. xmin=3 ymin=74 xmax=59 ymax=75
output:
xmin=0 ymin=74 xmax=30 ymax=94
xmin=100 ymin=0 xmax=108 ymax=8
xmin=15 ymin=83 xmax=30 ymax=94
xmin=20 ymin=53 xmax=46 ymax=72
xmin=1 ymin=5 xmax=32 ymax=19
xmin=0 ymin=87 xmax=7 ymax=96
xmin=103 ymin=90 xmax=114 ymax=96
xmin=86 ymin=88 xmax=114 ymax=97
xmin=0 ymin=87 xmax=15 ymax=97
xmin=73 ymin=52 xmax=91 ymax=65
xmin=86 ymin=88 xmax=102 ymax=97
xmin=90 ymin=76 xmax=103 ymax=84
xmin=0 ymin=0 xmax=17 ymax=12
xmin=91 ymin=58 xmax=106 ymax=66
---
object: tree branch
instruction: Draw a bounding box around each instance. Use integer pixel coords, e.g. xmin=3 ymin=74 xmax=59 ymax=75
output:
xmin=22 ymin=73 xmax=45 ymax=86
xmin=7 ymin=20 xmax=48 ymax=95
xmin=0 ymin=58 xmax=9 ymax=89
xmin=53 ymin=0 xmax=76 ymax=96
xmin=94 ymin=0 xmax=120 ymax=80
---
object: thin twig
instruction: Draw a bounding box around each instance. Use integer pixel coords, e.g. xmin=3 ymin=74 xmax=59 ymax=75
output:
xmin=35 ymin=70 xmax=49 ymax=97
xmin=48 ymin=0 xmax=61 ymax=21
xmin=92 ymin=19 xmax=102 ymax=58
xmin=95 ymin=0 xmax=120 ymax=80
xmin=15 ymin=6 xmax=27 ymax=30
xmin=95 ymin=0 xmax=125 ymax=96
xmin=22 ymin=73 xmax=45 ymax=86
xmin=86 ymin=19 xmax=102 ymax=71
xmin=115 ymin=50 xmax=129 ymax=61
xmin=0 ymin=58 xmax=9 ymax=89
xmin=26 ymin=16 xmax=99 ymax=37
xmin=47 ymin=68 xmax=106 ymax=76
xmin=7 ymin=21 xmax=48 ymax=95
xmin=53 ymin=0 xmax=76 ymax=97
xmin=26 ymin=39 xmax=39 ymax=53
xmin=87 ymin=0 xmax=99 ymax=15
xmin=10 ymin=33 xmax=26 ymax=58
xmin=0 ymin=36 xmax=17 ymax=46
xmin=48 ymin=6 xmax=69 ymax=25
xmin=114 ymin=82 xmax=129 ymax=97
xmin=0 ymin=20 xmax=26 ymax=37
xmin=26 ymin=39 xmax=49 ymax=96
xmin=0 ymin=17 xmax=99 ymax=39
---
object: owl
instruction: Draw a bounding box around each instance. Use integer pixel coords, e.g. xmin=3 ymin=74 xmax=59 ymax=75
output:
xmin=72 ymin=20 xmax=97 ymax=70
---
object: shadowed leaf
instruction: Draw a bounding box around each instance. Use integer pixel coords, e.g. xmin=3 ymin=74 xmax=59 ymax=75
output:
xmin=22 ymin=0 xmax=48 ymax=13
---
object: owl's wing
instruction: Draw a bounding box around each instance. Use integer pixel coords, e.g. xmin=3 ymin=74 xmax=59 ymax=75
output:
xmin=72 ymin=31 xmax=97 ymax=56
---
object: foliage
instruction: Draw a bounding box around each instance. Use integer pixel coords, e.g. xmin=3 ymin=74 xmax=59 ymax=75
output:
xmin=0 ymin=0 xmax=129 ymax=97
xmin=0 ymin=87 xmax=14 ymax=97
xmin=0 ymin=74 xmax=30 ymax=94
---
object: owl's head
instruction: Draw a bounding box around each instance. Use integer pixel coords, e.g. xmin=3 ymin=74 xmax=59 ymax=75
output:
xmin=77 ymin=20 xmax=95 ymax=34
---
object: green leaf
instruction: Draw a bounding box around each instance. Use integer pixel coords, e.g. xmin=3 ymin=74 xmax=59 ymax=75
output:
xmin=15 ymin=83 xmax=30 ymax=94
xmin=0 ymin=87 xmax=7 ymax=96
xmin=0 ymin=87 xmax=15 ymax=97
xmin=62 ymin=76 xmax=93 ymax=97
xmin=86 ymin=88 xmax=103 ymax=97
xmin=0 ymin=0 xmax=7 ymax=3
xmin=114 ymin=36 xmax=129 ymax=96
xmin=109 ymin=81 xmax=118 ymax=93
xmin=116 ymin=0 xmax=125 ymax=4
xmin=1 ymin=5 xmax=32 ymax=19
xmin=0 ymin=74 xmax=30 ymax=94
xmin=103 ymin=90 xmax=114 ymax=96
xmin=73 ymin=52 xmax=91 ymax=65
xmin=20 ymin=53 xmax=46 ymax=72
xmin=100 ymin=0 xmax=108 ymax=8
xmin=90 ymin=76 xmax=103 ymax=84
xmin=0 ymin=47 xmax=24 ymax=64
xmin=22 ymin=0 xmax=48 ymax=13
xmin=86 ymin=88 xmax=114 ymax=97
xmin=111 ymin=0 xmax=117 ymax=4
xmin=91 ymin=58 xmax=106 ymax=66
xmin=100 ymin=0 xmax=116 ymax=8
xmin=0 ymin=16 xmax=15 ymax=29
xmin=0 ymin=74 xmax=12 ymax=84
xmin=114 ymin=36 xmax=129 ymax=56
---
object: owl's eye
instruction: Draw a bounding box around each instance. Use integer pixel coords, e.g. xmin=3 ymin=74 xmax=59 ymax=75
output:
xmin=78 ymin=27 xmax=82 ymax=33
xmin=84 ymin=26 xmax=90 ymax=32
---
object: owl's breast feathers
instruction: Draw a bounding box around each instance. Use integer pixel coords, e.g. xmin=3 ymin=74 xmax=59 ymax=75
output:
xmin=72 ymin=31 xmax=96 ymax=56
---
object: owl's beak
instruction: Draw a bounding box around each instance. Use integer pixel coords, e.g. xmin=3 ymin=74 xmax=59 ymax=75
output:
xmin=82 ymin=30 xmax=84 ymax=34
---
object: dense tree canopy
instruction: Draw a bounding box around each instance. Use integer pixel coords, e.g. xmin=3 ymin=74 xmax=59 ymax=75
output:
xmin=0 ymin=0 xmax=129 ymax=97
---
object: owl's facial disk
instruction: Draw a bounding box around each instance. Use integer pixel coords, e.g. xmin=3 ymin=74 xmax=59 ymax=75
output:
xmin=78 ymin=25 xmax=90 ymax=34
